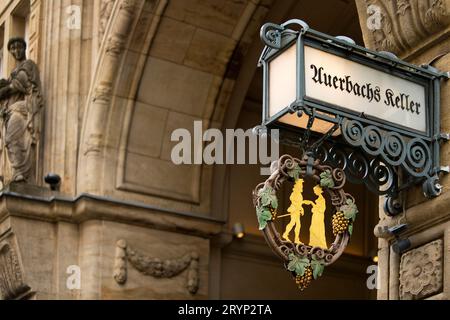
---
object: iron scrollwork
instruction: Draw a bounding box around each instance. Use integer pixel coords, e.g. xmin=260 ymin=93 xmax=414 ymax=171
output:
xmin=317 ymin=143 xmax=398 ymax=197
xmin=260 ymin=19 xmax=309 ymax=49
xmin=341 ymin=119 xmax=440 ymax=198
xmin=258 ymin=18 xmax=449 ymax=217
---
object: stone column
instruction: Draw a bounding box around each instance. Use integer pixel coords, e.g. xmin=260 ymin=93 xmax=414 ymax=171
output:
xmin=40 ymin=0 xmax=96 ymax=195
xmin=356 ymin=0 xmax=450 ymax=300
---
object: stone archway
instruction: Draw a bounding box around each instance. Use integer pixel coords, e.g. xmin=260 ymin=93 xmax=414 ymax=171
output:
xmin=78 ymin=0 xmax=276 ymax=217
xmin=210 ymin=0 xmax=383 ymax=300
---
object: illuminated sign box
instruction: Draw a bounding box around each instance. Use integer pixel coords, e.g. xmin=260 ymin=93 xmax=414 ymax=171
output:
xmin=258 ymin=20 xmax=449 ymax=199
xmin=259 ymin=21 xmax=441 ymax=138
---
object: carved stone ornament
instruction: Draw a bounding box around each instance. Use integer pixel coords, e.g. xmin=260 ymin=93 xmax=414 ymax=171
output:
xmin=359 ymin=0 xmax=450 ymax=57
xmin=399 ymin=239 xmax=443 ymax=300
xmin=99 ymin=0 xmax=116 ymax=46
xmin=0 ymin=38 xmax=44 ymax=187
xmin=253 ymin=155 xmax=358 ymax=291
xmin=113 ymin=240 xmax=200 ymax=295
xmin=0 ymin=240 xmax=31 ymax=300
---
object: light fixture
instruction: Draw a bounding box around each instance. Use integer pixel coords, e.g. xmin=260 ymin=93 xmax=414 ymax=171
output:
xmin=384 ymin=223 xmax=411 ymax=254
xmin=372 ymin=256 xmax=379 ymax=263
xmin=392 ymin=238 xmax=411 ymax=254
xmin=258 ymin=20 xmax=343 ymax=139
xmin=44 ymin=173 xmax=61 ymax=191
xmin=388 ymin=224 xmax=408 ymax=236
xmin=232 ymin=223 xmax=245 ymax=239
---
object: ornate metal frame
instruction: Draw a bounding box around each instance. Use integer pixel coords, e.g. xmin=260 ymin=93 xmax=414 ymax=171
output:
xmin=257 ymin=19 xmax=449 ymax=214
xmin=253 ymin=155 xmax=356 ymax=289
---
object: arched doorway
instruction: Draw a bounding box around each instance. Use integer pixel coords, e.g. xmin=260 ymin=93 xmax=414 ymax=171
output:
xmin=211 ymin=0 xmax=379 ymax=299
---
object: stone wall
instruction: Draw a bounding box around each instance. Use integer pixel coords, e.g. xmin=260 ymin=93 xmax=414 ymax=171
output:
xmin=0 ymin=0 xmax=392 ymax=300
xmin=356 ymin=0 xmax=450 ymax=300
xmin=0 ymin=188 xmax=220 ymax=299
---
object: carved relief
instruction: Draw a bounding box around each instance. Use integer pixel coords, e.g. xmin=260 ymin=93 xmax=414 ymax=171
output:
xmin=399 ymin=239 xmax=443 ymax=300
xmin=84 ymin=134 xmax=103 ymax=156
xmin=359 ymin=0 xmax=450 ymax=57
xmin=424 ymin=0 xmax=449 ymax=32
xmin=372 ymin=9 xmax=400 ymax=53
xmin=0 ymin=241 xmax=30 ymax=300
xmin=105 ymin=36 xmax=126 ymax=56
xmin=396 ymin=0 xmax=410 ymax=16
xmin=99 ymin=0 xmax=116 ymax=46
xmin=113 ymin=240 xmax=200 ymax=295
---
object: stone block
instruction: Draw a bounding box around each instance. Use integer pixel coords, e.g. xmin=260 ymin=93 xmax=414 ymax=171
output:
xmin=137 ymin=57 xmax=213 ymax=117
xmin=127 ymin=102 xmax=168 ymax=158
xmin=184 ymin=28 xmax=236 ymax=76
xmin=123 ymin=152 xmax=201 ymax=202
xmin=165 ymin=0 xmax=247 ymax=37
xmin=150 ymin=17 xmax=196 ymax=64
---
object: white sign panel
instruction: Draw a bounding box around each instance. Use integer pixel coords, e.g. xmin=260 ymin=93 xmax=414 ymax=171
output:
xmin=304 ymin=46 xmax=427 ymax=132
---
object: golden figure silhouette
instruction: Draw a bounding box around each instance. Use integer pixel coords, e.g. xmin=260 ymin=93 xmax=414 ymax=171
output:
xmin=280 ymin=182 xmax=328 ymax=247
xmin=282 ymin=179 xmax=310 ymax=244
xmin=307 ymin=185 xmax=327 ymax=248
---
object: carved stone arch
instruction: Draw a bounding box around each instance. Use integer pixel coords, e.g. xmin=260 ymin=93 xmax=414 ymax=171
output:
xmin=211 ymin=0 xmax=294 ymax=221
xmin=78 ymin=0 xmax=276 ymax=216
xmin=78 ymin=0 xmax=165 ymax=194
xmin=0 ymin=234 xmax=31 ymax=300
xmin=355 ymin=0 xmax=450 ymax=59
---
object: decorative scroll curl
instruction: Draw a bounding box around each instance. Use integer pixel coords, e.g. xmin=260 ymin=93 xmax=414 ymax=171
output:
xmin=253 ymin=155 xmax=358 ymax=290
xmin=342 ymin=119 xmax=441 ymax=197
xmin=317 ymin=144 xmax=397 ymax=196
xmin=342 ymin=119 xmax=431 ymax=178
xmin=260 ymin=19 xmax=309 ymax=49
xmin=113 ymin=240 xmax=199 ymax=295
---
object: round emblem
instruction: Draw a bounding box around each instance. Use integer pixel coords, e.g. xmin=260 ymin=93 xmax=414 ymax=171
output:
xmin=253 ymin=155 xmax=359 ymax=290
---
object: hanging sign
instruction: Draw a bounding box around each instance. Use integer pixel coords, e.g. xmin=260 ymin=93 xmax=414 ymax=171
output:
xmin=258 ymin=19 xmax=449 ymax=203
xmin=269 ymin=44 xmax=427 ymax=132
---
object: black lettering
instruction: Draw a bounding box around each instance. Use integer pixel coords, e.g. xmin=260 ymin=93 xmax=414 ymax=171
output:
xmin=318 ymin=67 xmax=324 ymax=84
xmin=324 ymin=74 xmax=332 ymax=87
xmin=404 ymin=94 xmax=410 ymax=111
xmin=416 ymin=102 xmax=421 ymax=115
xmin=345 ymin=76 xmax=353 ymax=93
xmin=309 ymin=66 xmax=420 ymax=117
xmin=333 ymin=76 xmax=339 ymax=89
xmin=374 ymin=86 xmax=381 ymax=102
xmin=395 ymin=96 xmax=402 ymax=109
xmin=310 ymin=64 xmax=320 ymax=83
xmin=339 ymin=78 xmax=345 ymax=91
xmin=384 ymin=89 xmax=394 ymax=106
xmin=353 ymin=83 xmax=361 ymax=96
xmin=410 ymin=101 xmax=415 ymax=113
xmin=367 ymin=83 xmax=374 ymax=102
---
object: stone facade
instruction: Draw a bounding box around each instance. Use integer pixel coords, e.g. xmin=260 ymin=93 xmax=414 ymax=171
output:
xmin=356 ymin=0 xmax=450 ymax=300
xmin=1 ymin=0 xmax=446 ymax=300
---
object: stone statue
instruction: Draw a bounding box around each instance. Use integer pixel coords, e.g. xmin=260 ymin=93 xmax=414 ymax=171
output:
xmin=0 ymin=38 xmax=43 ymax=185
